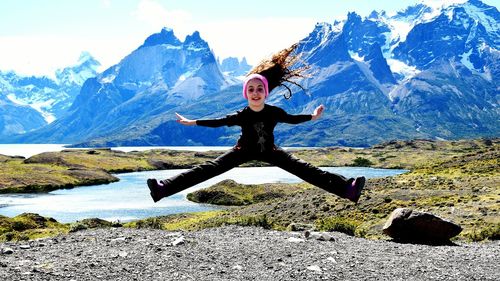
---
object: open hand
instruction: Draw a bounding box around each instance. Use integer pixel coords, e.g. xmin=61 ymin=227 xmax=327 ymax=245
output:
xmin=311 ymin=104 xmax=324 ymax=121
xmin=176 ymin=113 xmax=196 ymax=126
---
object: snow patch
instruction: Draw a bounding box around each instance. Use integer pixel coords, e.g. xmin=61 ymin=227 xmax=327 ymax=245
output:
xmin=387 ymin=59 xmax=421 ymax=80
xmin=384 ymin=19 xmax=413 ymax=46
xmin=460 ymin=48 xmax=475 ymax=71
xmin=6 ymin=94 xmax=55 ymax=123
xmin=461 ymin=2 xmax=499 ymax=35
xmin=349 ymin=51 xmax=364 ymax=62
xmin=101 ymin=75 xmax=116 ymax=83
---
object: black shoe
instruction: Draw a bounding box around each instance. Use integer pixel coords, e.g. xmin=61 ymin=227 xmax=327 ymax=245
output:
xmin=147 ymin=178 xmax=164 ymax=203
xmin=345 ymin=176 xmax=366 ymax=204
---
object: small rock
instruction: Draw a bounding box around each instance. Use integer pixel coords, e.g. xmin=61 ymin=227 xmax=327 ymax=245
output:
xmin=19 ymin=245 xmax=31 ymax=250
xmin=318 ymin=233 xmax=335 ymax=242
xmin=112 ymin=237 xmax=127 ymax=242
xmin=119 ymin=251 xmax=128 ymax=258
xmin=287 ymin=237 xmax=305 ymax=243
xmin=304 ymin=231 xmax=335 ymax=241
xmin=326 ymin=257 xmax=337 ymax=264
xmin=172 ymin=237 xmax=185 ymax=246
xmin=289 ymin=223 xmax=315 ymax=231
xmin=232 ymin=265 xmax=243 ymax=271
xmin=307 ymin=265 xmax=322 ymax=272
xmin=2 ymin=248 xmax=14 ymax=254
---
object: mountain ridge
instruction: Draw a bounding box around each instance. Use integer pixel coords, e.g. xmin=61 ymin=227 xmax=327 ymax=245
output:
xmin=3 ymin=0 xmax=499 ymax=147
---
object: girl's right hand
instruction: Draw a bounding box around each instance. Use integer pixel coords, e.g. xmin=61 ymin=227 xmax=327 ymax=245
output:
xmin=311 ymin=104 xmax=325 ymax=121
xmin=176 ymin=113 xmax=196 ymax=126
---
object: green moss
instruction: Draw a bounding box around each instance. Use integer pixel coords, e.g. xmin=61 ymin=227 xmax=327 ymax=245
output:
xmin=463 ymin=223 xmax=500 ymax=242
xmin=351 ymin=157 xmax=374 ymax=167
xmin=315 ymin=216 xmax=363 ymax=237
xmin=68 ymin=218 xmax=120 ymax=232
xmin=125 ymin=211 xmax=279 ymax=232
xmin=124 ymin=211 xmax=226 ymax=231
xmin=187 ymin=179 xmax=309 ymax=206
xmin=0 ymin=213 xmax=69 ymax=241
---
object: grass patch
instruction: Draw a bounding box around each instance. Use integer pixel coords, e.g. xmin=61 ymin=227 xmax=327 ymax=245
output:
xmin=463 ymin=223 xmax=500 ymax=242
xmin=351 ymin=157 xmax=374 ymax=167
xmin=315 ymin=216 xmax=364 ymax=237
xmin=187 ymin=179 xmax=308 ymax=206
xmin=125 ymin=211 xmax=277 ymax=231
xmin=0 ymin=213 xmax=69 ymax=241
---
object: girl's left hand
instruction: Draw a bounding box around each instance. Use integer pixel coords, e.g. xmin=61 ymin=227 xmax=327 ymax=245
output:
xmin=311 ymin=104 xmax=324 ymax=121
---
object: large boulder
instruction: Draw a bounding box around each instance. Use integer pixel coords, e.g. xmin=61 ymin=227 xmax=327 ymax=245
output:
xmin=383 ymin=208 xmax=462 ymax=243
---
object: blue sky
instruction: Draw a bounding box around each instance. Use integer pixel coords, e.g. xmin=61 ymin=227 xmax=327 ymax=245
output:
xmin=0 ymin=0 xmax=497 ymax=77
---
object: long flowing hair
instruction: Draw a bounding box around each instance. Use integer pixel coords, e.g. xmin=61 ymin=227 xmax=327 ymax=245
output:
xmin=247 ymin=43 xmax=310 ymax=99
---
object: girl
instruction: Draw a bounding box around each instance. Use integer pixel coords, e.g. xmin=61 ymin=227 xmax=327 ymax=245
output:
xmin=147 ymin=45 xmax=365 ymax=204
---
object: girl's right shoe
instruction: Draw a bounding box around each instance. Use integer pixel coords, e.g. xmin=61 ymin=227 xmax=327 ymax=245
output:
xmin=147 ymin=179 xmax=165 ymax=203
xmin=345 ymin=176 xmax=366 ymax=204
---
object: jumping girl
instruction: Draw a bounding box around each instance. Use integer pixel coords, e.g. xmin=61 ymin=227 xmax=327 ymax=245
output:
xmin=147 ymin=45 xmax=366 ymax=203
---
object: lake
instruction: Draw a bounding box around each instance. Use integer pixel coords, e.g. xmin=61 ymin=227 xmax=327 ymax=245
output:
xmin=0 ymin=145 xmax=407 ymax=223
xmin=0 ymin=144 xmax=232 ymax=158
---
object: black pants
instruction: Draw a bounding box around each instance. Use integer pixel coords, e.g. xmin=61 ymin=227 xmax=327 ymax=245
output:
xmin=159 ymin=147 xmax=352 ymax=199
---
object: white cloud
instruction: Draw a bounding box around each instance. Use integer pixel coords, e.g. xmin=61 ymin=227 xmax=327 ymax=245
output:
xmin=130 ymin=0 xmax=316 ymax=65
xmin=0 ymin=35 xmax=140 ymax=77
xmin=132 ymin=0 xmax=194 ymax=38
xmin=0 ymin=0 xmax=317 ymax=76
xmin=198 ymin=17 xmax=316 ymax=65
xmin=100 ymin=0 xmax=112 ymax=8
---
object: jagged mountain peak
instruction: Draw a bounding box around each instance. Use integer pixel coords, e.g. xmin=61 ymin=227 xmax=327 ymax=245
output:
xmin=5 ymin=0 xmax=498 ymax=147
xmin=368 ymin=10 xmax=386 ymax=20
xmin=346 ymin=11 xmax=362 ymax=23
xmin=392 ymin=3 xmax=433 ymax=21
xmin=219 ymin=56 xmax=252 ymax=76
xmin=78 ymin=51 xmax=96 ymax=64
xmin=55 ymin=52 xmax=100 ymax=86
xmin=299 ymin=22 xmax=334 ymax=49
xmin=452 ymin=0 xmax=500 ymax=42
xmin=139 ymin=27 xmax=182 ymax=49
xmin=184 ymin=31 xmax=209 ymax=49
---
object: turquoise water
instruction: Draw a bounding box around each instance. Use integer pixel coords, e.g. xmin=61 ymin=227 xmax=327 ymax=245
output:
xmin=0 ymin=166 xmax=407 ymax=223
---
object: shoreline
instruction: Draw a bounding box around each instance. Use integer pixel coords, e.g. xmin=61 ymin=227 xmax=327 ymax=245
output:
xmin=0 ymin=138 xmax=498 ymax=243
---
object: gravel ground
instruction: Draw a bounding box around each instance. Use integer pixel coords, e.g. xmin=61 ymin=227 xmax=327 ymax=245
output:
xmin=1 ymin=226 xmax=499 ymax=281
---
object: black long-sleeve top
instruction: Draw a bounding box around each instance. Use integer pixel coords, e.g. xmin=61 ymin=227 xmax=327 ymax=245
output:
xmin=196 ymin=104 xmax=312 ymax=152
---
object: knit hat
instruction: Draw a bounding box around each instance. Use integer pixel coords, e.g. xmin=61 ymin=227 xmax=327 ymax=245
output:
xmin=242 ymin=74 xmax=269 ymax=99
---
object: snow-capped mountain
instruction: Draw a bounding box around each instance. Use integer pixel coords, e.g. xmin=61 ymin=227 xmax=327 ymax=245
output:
xmin=0 ymin=52 xmax=100 ymax=137
xmin=56 ymin=52 xmax=101 ymax=87
xmin=7 ymin=0 xmax=499 ymax=147
xmin=0 ymin=92 xmax=46 ymax=136
xmin=12 ymin=28 xmax=242 ymax=144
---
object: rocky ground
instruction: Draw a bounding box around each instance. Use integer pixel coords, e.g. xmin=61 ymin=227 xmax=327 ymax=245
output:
xmin=1 ymin=225 xmax=499 ymax=281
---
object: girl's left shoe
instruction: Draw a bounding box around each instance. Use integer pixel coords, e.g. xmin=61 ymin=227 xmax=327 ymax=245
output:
xmin=147 ymin=179 xmax=165 ymax=203
xmin=345 ymin=176 xmax=366 ymax=203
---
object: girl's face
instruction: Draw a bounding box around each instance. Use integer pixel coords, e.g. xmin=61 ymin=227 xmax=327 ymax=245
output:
xmin=246 ymin=78 xmax=266 ymax=108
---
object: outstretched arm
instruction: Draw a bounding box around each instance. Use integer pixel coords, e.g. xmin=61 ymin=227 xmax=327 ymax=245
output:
xmin=176 ymin=112 xmax=240 ymax=127
xmin=176 ymin=113 xmax=196 ymax=126
xmin=311 ymin=104 xmax=324 ymax=121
